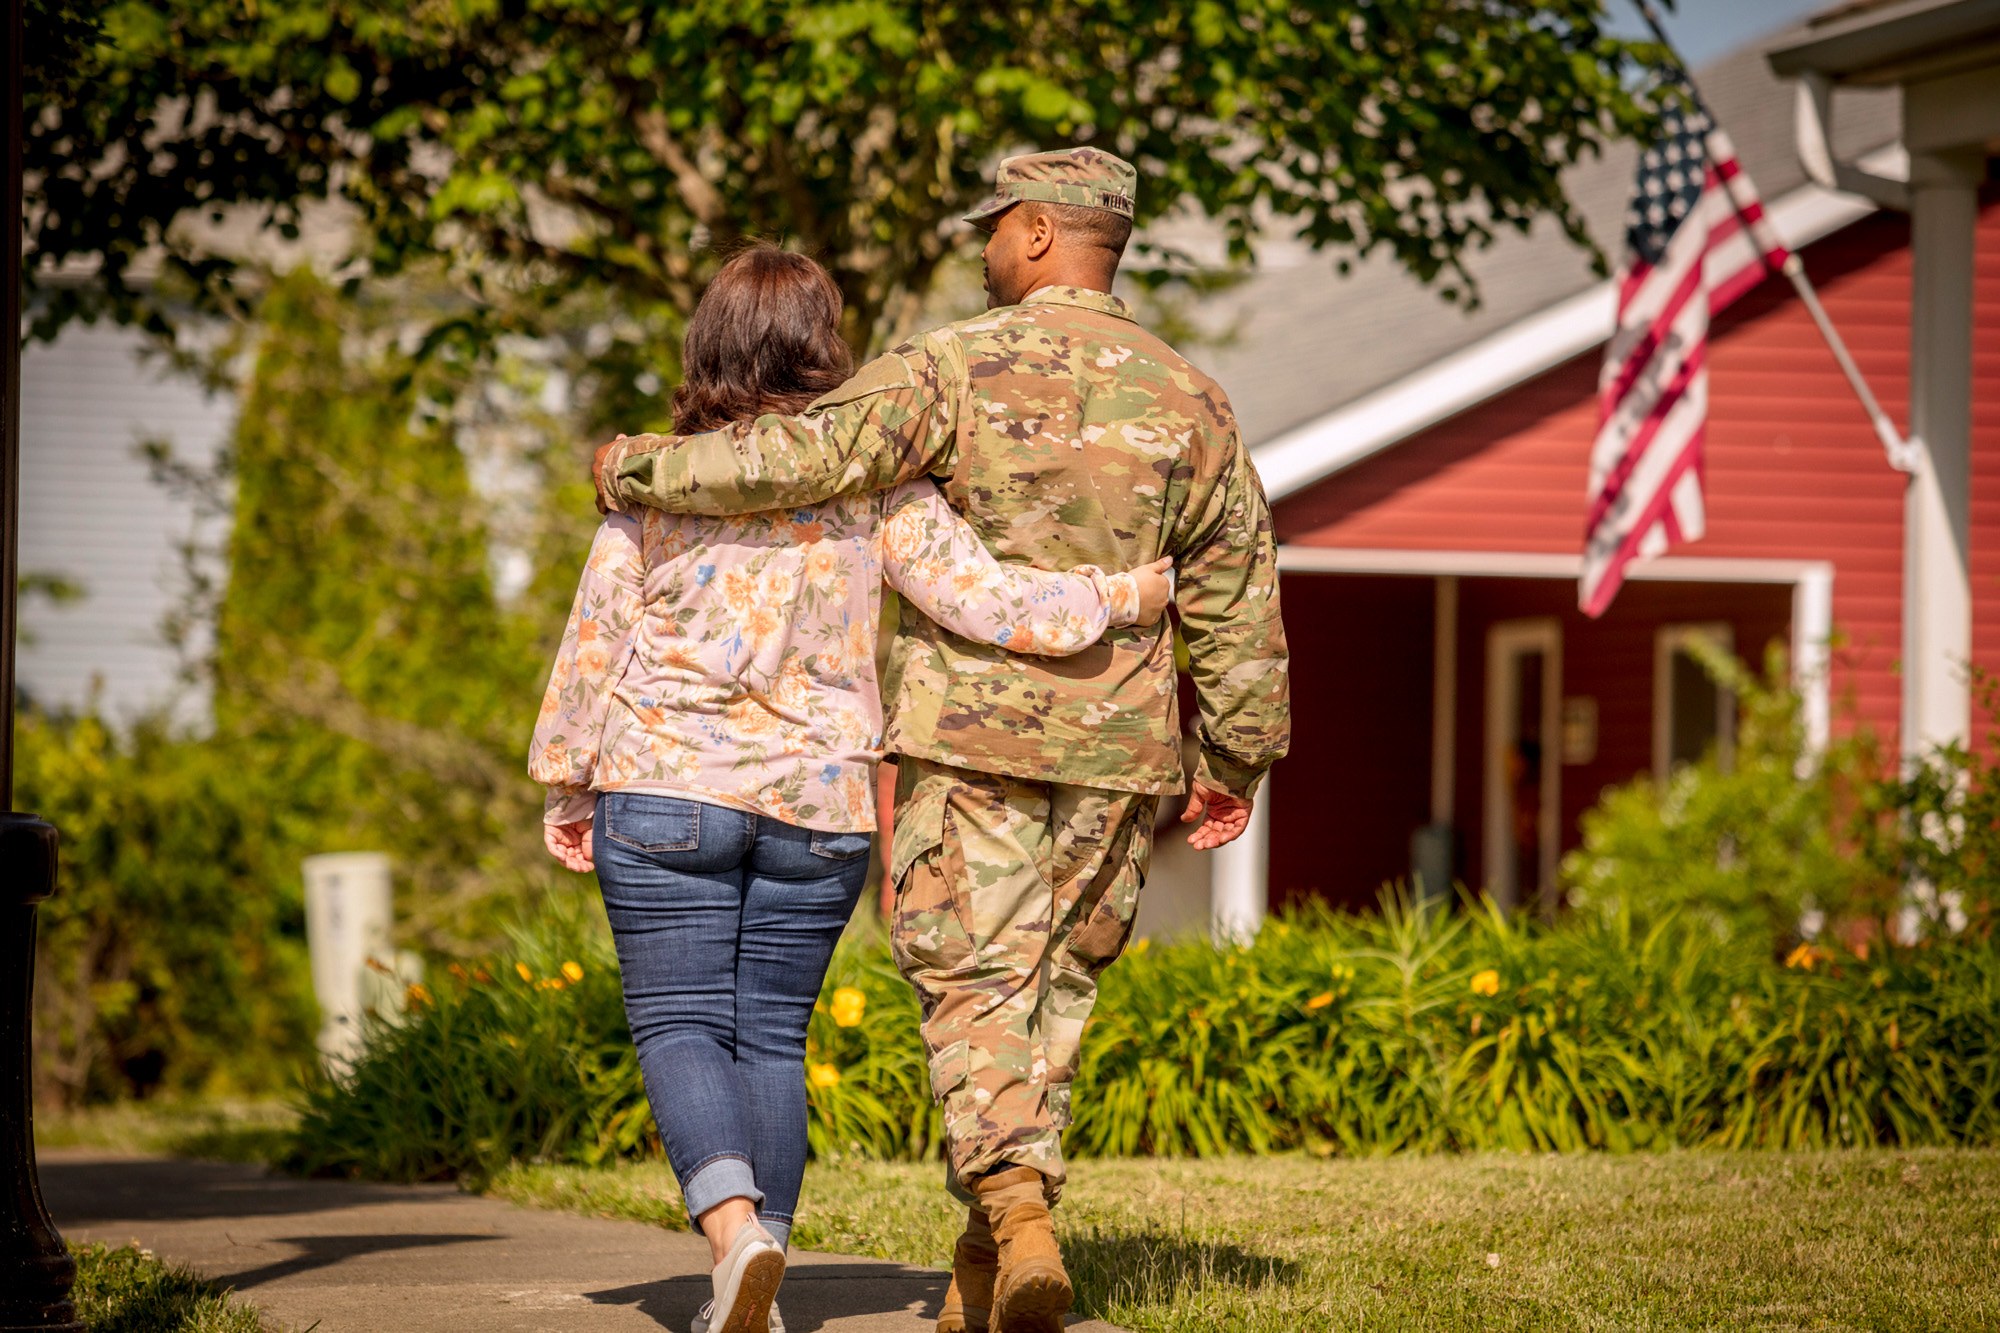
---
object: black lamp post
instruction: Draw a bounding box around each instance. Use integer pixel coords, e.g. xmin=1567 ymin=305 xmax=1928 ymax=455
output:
xmin=0 ymin=0 xmax=83 ymax=1322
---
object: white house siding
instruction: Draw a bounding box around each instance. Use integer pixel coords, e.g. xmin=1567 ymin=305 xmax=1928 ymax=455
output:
xmin=18 ymin=321 xmax=234 ymax=723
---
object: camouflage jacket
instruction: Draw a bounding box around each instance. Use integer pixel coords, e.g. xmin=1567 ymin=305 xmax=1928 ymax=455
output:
xmin=601 ymin=285 xmax=1289 ymax=799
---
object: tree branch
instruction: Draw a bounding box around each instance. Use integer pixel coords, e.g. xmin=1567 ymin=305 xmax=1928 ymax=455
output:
xmin=632 ymin=108 xmax=726 ymax=230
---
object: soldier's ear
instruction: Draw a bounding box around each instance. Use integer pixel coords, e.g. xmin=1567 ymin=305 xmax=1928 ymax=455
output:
xmin=1024 ymin=210 xmax=1057 ymax=261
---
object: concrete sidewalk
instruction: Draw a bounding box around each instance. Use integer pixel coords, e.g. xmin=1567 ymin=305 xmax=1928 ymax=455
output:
xmin=42 ymin=1152 xmax=1128 ymax=1333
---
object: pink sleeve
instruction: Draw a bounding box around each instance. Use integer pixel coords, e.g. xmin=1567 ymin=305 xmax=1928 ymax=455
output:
xmin=876 ymin=481 xmax=1138 ymax=657
xmin=529 ymin=516 xmax=647 ymax=824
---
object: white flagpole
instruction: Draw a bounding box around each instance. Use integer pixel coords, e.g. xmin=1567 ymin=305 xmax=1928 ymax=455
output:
xmin=1775 ymin=253 xmax=1920 ymax=471
xmin=1632 ymin=0 xmax=1917 ymax=474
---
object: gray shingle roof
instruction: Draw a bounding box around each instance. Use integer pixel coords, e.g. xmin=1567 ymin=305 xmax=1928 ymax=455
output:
xmin=1162 ymin=25 xmax=1901 ymax=449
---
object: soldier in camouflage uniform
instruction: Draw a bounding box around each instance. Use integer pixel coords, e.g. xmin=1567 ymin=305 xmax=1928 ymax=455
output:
xmin=594 ymin=148 xmax=1288 ymax=1333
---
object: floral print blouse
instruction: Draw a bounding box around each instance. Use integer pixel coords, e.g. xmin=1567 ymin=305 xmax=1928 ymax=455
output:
xmin=531 ymin=480 xmax=1140 ymax=833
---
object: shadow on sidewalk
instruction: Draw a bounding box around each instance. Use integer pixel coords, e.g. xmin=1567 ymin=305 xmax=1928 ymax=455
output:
xmin=588 ymin=1261 xmax=948 ymax=1332
xmin=42 ymin=1155 xmax=456 ymax=1225
xmin=224 ymin=1233 xmax=502 ymax=1291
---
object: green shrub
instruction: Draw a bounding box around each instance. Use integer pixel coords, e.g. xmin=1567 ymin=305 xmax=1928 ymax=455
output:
xmin=287 ymin=894 xmax=2000 ymax=1182
xmin=1564 ymin=647 xmax=2000 ymax=949
xmin=802 ymin=920 xmax=941 ymax=1161
xmin=1561 ymin=644 xmax=1885 ymax=946
xmin=22 ymin=273 xmax=596 ymax=1105
xmin=1852 ymin=671 xmax=2000 ymax=936
xmin=20 ymin=710 xmax=318 ymax=1104
xmin=288 ymin=901 xmax=941 ymax=1181
xmin=1076 ymin=898 xmax=2000 ymax=1156
xmin=210 ymin=270 xmax=582 ymax=946
xmin=285 ymin=898 xmax=643 ymax=1182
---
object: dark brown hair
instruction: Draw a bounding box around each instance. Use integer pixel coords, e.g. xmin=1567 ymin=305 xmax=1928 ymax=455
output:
xmin=671 ymin=242 xmax=854 ymax=434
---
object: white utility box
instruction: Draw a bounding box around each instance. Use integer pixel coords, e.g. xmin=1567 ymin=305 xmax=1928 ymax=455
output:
xmin=302 ymin=851 xmax=405 ymax=1067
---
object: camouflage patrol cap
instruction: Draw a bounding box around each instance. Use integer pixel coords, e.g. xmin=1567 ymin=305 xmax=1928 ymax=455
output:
xmin=963 ymin=147 xmax=1138 ymax=230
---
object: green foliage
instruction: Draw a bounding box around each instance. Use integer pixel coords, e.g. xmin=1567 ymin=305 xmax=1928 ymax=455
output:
xmin=32 ymin=0 xmax=1665 ymax=368
xmin=1564 ymin=647 xmax=2000 ymax=950
xmin=209 ymin=269 xmax=581 ymax=943
xmin=801 ymin=918 xmax=941 ymax=1161
xmin=1562 ymin=643 xmax=1886 ymax=947
xmin=15 ymin=570 xmax=86 ymax=649
xmin=219 ymin=272 xmax=516 ymax=732
xmin=286 ymin=898 xmax=646 ymax=1182
xmin=17 ymin=711 xmax=317 ymax=1104
xmin=23 ymin=268 xmax=593 ymax=1102
xmin=1851 ymin=671 xmax=2000 ymax=936
xmin=1078 ymin=899 xmax=2000 ymax=1156
xmin=71 ymin=1242 xmax=265 ymax=1333
xmin=287 ymin=899 xmax=2000 ymax=1183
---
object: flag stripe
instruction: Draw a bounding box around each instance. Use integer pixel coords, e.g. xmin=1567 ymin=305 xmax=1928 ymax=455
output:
xmin=1588 ymin=343 xmax=1708 ymax=533
xmin=1581 ymin=82 xmax=1782 ymax=617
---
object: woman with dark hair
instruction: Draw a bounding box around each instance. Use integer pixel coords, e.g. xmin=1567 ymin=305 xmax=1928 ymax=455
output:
xmin=529 ymin=243 xmax=1170 ymax=1333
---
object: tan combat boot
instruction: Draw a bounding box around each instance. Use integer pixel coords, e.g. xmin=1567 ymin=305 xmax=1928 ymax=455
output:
xmin=936 ymin=1205 xmax=997 ymax=1333
xmin=972 ymin=1166 xmax=1070 ymax=1333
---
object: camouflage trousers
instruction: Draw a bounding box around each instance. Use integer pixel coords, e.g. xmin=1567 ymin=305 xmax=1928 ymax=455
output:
xmin=888 ymin=756 xmax=1156 ymax=1201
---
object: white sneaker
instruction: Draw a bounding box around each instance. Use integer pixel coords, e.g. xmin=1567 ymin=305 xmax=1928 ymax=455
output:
xmin=697 ymin=1222 xmax=784 ymax=1333
xmin=691 ymin=1299 xmax=783 ymax=1333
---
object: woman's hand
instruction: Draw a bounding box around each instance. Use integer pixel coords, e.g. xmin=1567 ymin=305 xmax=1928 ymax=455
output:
xmin=545 ymin=819 xmax=595 ymax=873
xmin=1128 ymin=557 xmax=1175 ymax=626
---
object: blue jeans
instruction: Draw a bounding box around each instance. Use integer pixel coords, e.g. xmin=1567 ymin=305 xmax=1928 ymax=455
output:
xmin=593 ymin=793 xmax=870 ymax=1251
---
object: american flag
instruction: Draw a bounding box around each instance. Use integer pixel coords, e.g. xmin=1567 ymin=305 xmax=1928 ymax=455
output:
xmin=1580 ymin=89 xmax=1790 ymax=617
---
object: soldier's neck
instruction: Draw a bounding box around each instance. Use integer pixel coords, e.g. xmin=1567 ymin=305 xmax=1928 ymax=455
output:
xmin=1018 ymin=260 xmax=1117 ymax=298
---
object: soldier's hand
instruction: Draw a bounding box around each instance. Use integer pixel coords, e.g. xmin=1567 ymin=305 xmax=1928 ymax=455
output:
xmin=544 ymin=819 xmax=595 ymax=873
xmin=1129 ymin=557 xmax=1175 ymax=626
xmin=1181 ymin=780 xmax=1252 ymax=850
xmin=591 ymin=436 xmax=626 ymax=515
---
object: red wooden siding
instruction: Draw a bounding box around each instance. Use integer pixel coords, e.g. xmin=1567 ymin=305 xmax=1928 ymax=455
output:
xmin=1973 ymin=185 xmax=2000 ymax=731
xmin=1272 ymin=203 xmax=2000 ymax=751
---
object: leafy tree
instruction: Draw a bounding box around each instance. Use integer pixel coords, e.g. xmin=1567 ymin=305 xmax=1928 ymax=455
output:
xmin=18 ymin=270 xmax=594 ymax=1096
xmin=208 ymin=268 xmax=570 ymax=941
xmin=31 ymin=0 xmax=1663 ymax=380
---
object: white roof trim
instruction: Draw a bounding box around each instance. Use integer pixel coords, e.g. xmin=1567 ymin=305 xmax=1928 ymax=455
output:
xmin=1276 ymin=544 xmax=1832 ymax=584
xmin=1251 ymin=145 xmax=1909 ymax=502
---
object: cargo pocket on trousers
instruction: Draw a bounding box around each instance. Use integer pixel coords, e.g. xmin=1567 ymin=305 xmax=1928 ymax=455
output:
xmin=926 ymin=1037 xmax=970 ymax=1107
xmin=888 ymin=784 xmax=948 ymax=888
xmin=888 ymin=788 xmax=976 ymax=976
xmin=1064 ymin=815 xmax=1150 ymax=975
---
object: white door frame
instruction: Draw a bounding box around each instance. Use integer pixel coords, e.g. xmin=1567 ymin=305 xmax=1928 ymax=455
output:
xmin=1484 ymin=617 xmax=1562 ymax=914
xmin=1653 ymin=622 xmax=1738 ymax=782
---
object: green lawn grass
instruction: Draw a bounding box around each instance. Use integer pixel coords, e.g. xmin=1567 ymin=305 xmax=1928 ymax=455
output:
xmin=37 ymin=1101 xmax=296 ymax=1164
xmin=490 ymin=1150 xmax=2000 ymax=1332
xmin=71 ymin=1242 xmax=265 ymax=1333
